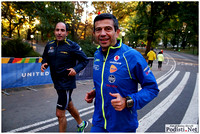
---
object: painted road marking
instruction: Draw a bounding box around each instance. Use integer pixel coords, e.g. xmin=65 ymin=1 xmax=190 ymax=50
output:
xmin=137 ymin=72 xmax=190 ymax=132
xmin=7 ymin=106 xmax=94 ymax=132
xmin=181 ymin=73 xmax=199 ymax=124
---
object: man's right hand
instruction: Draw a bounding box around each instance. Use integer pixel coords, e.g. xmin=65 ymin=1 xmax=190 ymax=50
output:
xmin=85 ymin=90 xmax=96 ymax=103
xmin=41 ymin=63 xmax=48 ymax=72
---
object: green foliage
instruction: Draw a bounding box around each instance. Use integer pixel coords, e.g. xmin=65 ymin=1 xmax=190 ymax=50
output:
xmin=36 ymin=2 xmax=74 ymax=41
xmin=78 ymin=37 xmax=97 ymax=57
xmin=2 ymin=1 xmax=75 ymax=40
xmin=2 ymin=38 xmax=41 ymax=57
xmin=1 ymin=1 xmax=198 ymax=56
xmin=125 ymin=1 xmax=198 ymax=54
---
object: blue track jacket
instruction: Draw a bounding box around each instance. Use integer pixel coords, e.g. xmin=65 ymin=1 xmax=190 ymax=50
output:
xmin=92 ymin=39 xmax=159 ymax=132
xmin=42 ymin=38 xmax=89 ymax=90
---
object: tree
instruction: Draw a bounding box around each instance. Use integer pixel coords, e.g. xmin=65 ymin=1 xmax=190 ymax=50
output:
xmin=178 ymin=2 xmax=198 ymax=52
xmin=134 ymin=2 xmax=180 ymax=54
xmin=70 ymin=1 xmax=94 ymax=42
xmin=1 ymin=2 xmax=24 ymax=38
xmin=36 ymin=2 xmax=72 ymax=41
xmin=92 ymin=1 xmax=137 ymax=26
xmin=1 ymin=1 xmax=96 ymax=57
xmin=1 ymin=2 xmax=75 ymax=41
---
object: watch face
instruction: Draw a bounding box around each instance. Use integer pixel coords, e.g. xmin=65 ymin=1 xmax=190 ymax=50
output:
xmin=127 ymin=99 xmax=134 ymax=108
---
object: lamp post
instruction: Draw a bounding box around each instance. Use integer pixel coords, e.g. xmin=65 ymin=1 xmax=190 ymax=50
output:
xmin=133 ymin=41 xmax=136 ymax=48
xmin=36 ymin=30 xmax=39 ymax=44
xmin=187 ymin=31 xmax=194 ymax=54
xmin=188 ymin=31 xmax=190 ymax=48
xmin=122 ymin=31 xmax=125 ymax=43
xmin=30 ymin=35 xmax=34 ymax=46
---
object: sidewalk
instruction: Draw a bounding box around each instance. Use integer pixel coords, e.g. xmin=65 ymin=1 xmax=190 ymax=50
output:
xmin=31 ymin=41 xmax=45 ymax=56
xmin=33 ymin=43 xmax=45 ymax=55
xmin=26 ymin=40 xmax=46 ymax=56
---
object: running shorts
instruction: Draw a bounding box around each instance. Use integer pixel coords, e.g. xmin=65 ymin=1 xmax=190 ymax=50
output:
xmin=56 ymin=90 xmax=73 ymax=110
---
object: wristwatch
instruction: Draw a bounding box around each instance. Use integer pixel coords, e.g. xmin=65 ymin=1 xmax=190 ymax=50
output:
xmin=126 ymin=96 xmax=134 ymax=108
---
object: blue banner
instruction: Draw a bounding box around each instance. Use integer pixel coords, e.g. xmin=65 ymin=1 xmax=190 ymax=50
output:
xmin=2 ymin=63 xmax=52 ymax=89
xmin=2 ymin=57 xmax=93 ymax=89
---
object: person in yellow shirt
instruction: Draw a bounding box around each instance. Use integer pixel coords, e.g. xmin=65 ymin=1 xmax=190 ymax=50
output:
xmin=157 ymin=51 xmax=164 ymax=71
xmin=147 ymin=48 xmax=156 ymax=69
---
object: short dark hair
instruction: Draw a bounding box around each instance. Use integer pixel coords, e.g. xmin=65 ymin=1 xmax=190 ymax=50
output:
xmin=93 ymin=13 xmax=119 ymax=32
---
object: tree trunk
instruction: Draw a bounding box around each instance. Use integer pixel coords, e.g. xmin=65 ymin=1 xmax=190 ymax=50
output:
xmin=145 ymin=2 xmax=157 ymax=55
xmin=41 ymin=30 xmax=44 ymax=41
xmin=27 ymin=29 xmax=31 ymax=40
xmin=145 ymin=32 xmax=153 ymax=55
xmin=17 ymin=28 xmax=20 ymax=38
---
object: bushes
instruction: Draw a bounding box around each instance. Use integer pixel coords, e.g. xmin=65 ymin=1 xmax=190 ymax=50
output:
xmin=78 ymin=38 xmax=97 ymax=57
xmin=2 ymin=38 xmax=41 ymax=57
xmin=1 ymin=38 xmax=97 ymax=58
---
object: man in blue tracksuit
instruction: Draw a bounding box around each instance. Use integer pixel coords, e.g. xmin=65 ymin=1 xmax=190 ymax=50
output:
xmin=85 ymin=13 xmax=159 ymax=132
xmin=41 ymin=22 xmax=88 ymax=132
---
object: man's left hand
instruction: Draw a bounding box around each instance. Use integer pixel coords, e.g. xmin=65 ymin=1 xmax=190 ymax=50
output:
xmin=67 ymin=68 xmax=76 ymax=76
xmin=109 ymin=93 xmax=126 ymax=111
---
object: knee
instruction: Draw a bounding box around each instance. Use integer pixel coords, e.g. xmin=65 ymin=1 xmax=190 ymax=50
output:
xmin=56 ymin=109 xmax=65 ymax=119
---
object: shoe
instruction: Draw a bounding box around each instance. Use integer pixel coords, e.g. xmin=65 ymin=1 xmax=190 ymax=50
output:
xmin=77 ymin=121 xmax=88 ymax=132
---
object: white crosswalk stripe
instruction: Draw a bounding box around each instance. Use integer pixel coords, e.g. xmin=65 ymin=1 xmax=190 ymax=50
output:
xmin=181 ymin=73 xmax=199 ymax=124
xmin=7 ymin=106 xmax=94 ymax=133
xmin=137 ymin=72 xmax=190 ymax=132
xmin=158 ymin=71 xmax=179 ymax=92
xmin=28 ymin=109 xmax=94 ymax=132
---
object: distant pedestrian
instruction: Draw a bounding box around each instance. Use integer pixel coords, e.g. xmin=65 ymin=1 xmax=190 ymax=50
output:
xmin=147 ymin=48 xmax=156 ymax=69
xmin=41 ymin=22 xmax=89 ymax=132
xmin=157 ymin=51 xmax=164 ymax=71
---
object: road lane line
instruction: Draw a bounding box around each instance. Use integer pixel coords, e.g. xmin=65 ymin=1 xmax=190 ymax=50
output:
xmin=7 ymin=105 xmax=94 ymax=133
xmin=164 ymin=54 xmax=169 ymax=65
xmin=139 ymin=71 xmax=179 ymax=92
xmin=181 ymin=73 xmax=199 ymax=124
xmin=138 ymin=55 xmax=176 ymax=91
xmin=137 ymin=72 xmax=190 ymax=132
xmin=28 ymin=109 xmax=94 ymax=132
xmin=158 ymin=71 xmax=180 ymax=92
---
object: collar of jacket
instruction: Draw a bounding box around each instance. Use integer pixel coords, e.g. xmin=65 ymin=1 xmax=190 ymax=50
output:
xmin=97 ymin=38 xmax=122 ymax=50
xmin=54 ymin=38 xmax=70 ymax=46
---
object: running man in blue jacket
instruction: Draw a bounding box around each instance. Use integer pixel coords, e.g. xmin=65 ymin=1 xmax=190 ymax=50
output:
xmin=41 ymin=22 xmax=88 ymax=132
xmin=85 ymin=13 xmax=159 ymax=132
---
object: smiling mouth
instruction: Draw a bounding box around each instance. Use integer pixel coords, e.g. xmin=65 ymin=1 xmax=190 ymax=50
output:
xmin=100 ymin=38 xmax=109 ymax=41
xmin=99 ymin=38 xmax=109 ymax=43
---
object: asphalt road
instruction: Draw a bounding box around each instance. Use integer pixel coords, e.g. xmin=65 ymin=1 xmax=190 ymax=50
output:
xmin=2 ymin=50 xmax=199 ymax=133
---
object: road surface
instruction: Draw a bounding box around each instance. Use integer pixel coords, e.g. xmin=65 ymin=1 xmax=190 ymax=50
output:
xmin=2 ymin=50 xmax=198 ymax=132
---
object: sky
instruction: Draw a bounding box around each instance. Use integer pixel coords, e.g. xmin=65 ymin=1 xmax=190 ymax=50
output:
xmin=81 ymin=1 xmax=96 ymax=23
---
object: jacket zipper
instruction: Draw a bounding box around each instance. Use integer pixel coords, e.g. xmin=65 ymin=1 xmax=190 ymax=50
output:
xmin=101 ymin=47 xmax=110 ymax=130
xmin=55 ymin=42 xmax=58 ymax=70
